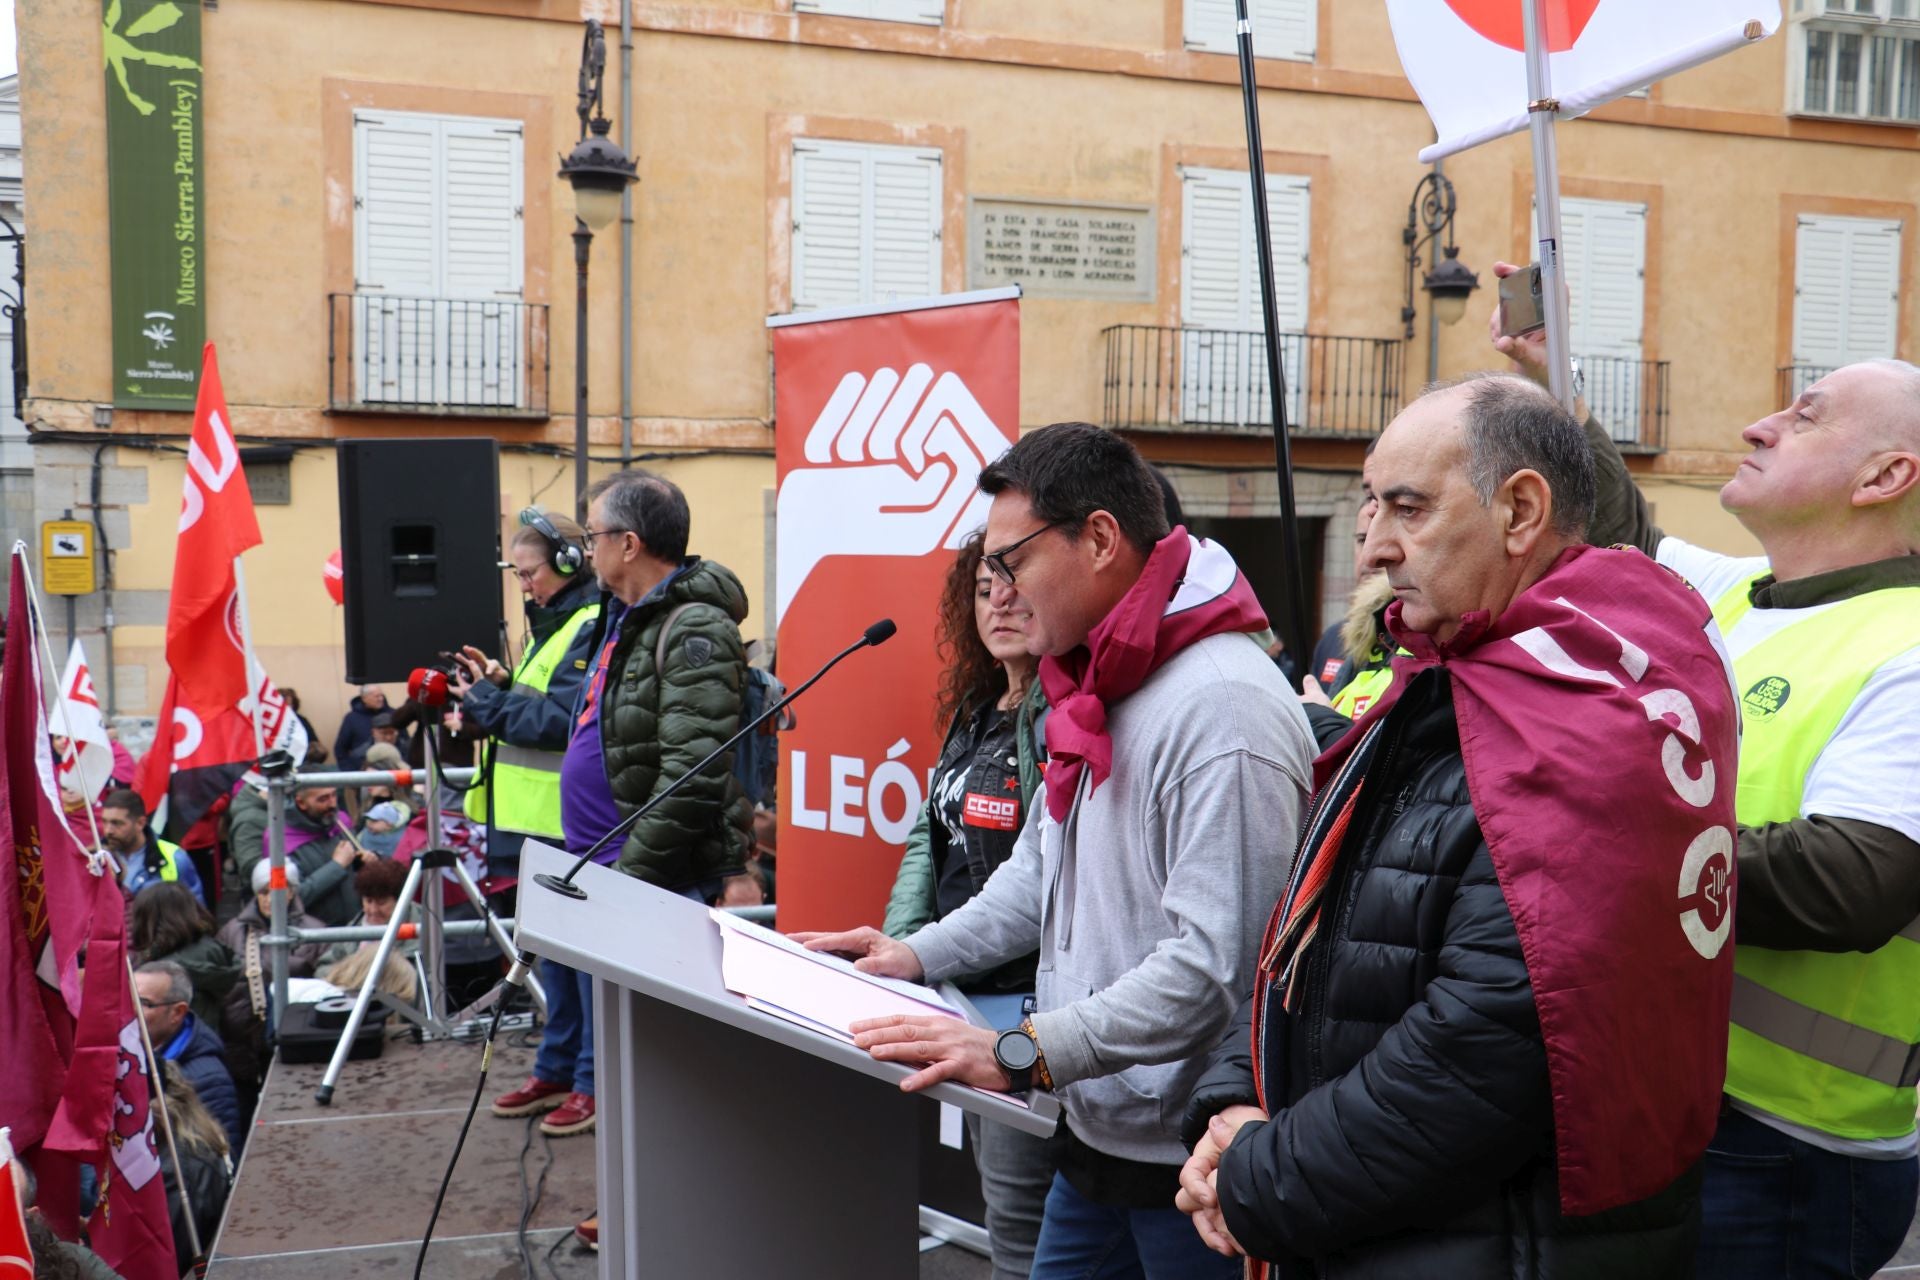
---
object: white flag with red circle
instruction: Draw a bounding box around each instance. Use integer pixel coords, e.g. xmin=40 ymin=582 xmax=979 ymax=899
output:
xmin=1387 ymin=0 xmax=1782 ymax=162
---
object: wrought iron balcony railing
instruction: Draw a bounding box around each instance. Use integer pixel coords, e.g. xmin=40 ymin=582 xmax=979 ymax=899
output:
xmin=1777 ymin=364 xmax=1835 ymax=408
xmin=328 ymin=293 xmax=550 ymax=418
xmin=1581 ymin=355 xmax=1669 ymax=453
xmin=1101 ymin=325 xmax=1404 ymax=438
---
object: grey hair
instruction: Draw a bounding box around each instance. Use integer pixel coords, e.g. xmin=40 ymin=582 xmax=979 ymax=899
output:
xmin=136 ymin=958 xmax=193 ymax=1007
xmin=585 ymin=469 xmax=691 ymax=563
xmin=1423 ymin=372 xmax=1595 ymax=539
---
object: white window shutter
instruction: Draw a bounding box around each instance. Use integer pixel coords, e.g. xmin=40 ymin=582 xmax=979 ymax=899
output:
xmin=354 ymin=111 xmax=439 ymax=295
xmin=1254 ymin=0 xmax=1316 ymax=61
xmin=1180 ymin=167 xmax=1311 ymax=426
xmin=441 ymin=121 xmax=522 ymax=300
xmin=351 ymin=109 xmax=527 ymax=408
xmin=794 ymin=0 xmax=942 ymax=25
xmin=1550 ymin=197 xmax=1648 ymax=442
xmin=792 ymin=143 xmax=866 ymax=310
xmin=1183 ymin=0 xmax=1237 ymax=53
xmin=792 ymin=139 xmax=940 ymax=310
xmin=869 ymin=148 xmax=941 ymax=302
xmin=1187 ymin=0 xmax=1314 ymax=59
xmin=1794 ymin=214 xmax=1902 ymax=369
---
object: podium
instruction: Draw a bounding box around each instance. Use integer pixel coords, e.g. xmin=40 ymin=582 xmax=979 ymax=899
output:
xmin=515 ymin=842 xmax=1060 ymax=1278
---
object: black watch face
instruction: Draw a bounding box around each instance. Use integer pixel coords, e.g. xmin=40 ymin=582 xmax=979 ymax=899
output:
xmin=995 ymin=1028 xmax=1038 ymax=1072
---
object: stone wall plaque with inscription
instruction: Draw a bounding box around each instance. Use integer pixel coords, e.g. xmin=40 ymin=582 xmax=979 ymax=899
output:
xmin=967 ymin=199 xmax=1154 ymax=302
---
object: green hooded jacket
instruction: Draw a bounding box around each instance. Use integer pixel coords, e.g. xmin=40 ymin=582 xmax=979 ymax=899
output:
xmin=596 ymin=557 xmax=754 ymax=890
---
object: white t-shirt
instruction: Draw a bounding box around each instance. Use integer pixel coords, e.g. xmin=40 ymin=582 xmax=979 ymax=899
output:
xmin=1658 ymin=536 xmax=1920 ymax=1160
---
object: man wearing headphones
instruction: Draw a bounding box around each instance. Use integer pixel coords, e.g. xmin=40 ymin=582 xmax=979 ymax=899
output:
xmin=455 ymin=509 xmax=606 ymax=1136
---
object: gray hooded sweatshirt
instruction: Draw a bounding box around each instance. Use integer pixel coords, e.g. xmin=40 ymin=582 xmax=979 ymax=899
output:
xmin=906 ymin=630 xmax=1313 ymax=1166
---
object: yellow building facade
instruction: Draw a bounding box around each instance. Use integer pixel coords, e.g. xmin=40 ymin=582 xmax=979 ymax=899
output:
xmin=16 ymin=0 xmax=1917 ymax=740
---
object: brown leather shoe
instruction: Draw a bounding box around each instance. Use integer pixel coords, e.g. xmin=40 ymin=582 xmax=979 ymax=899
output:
xmin=490 ymin=1075 xmax=569 ymax=1118
xmin=540 ymin=1091 xmax=596 ymax=1136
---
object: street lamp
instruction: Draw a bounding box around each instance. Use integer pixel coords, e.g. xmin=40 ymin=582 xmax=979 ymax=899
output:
xmin=1402 ymin=170 xmax=1480 ymax=383
xmin=558 ymin=19 xmax=637 ymax=520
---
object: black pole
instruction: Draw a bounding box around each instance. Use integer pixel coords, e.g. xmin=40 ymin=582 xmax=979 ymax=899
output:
xmin=1233 ymin=0 xmax=1314 ymax=675
xmin=573 ymin=220 xmax=592 ymax=521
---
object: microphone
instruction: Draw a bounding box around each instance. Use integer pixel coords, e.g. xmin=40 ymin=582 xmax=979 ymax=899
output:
xmin=532 ymin=617 xmax=897 ymax=901
xmin=408 ymin=667 xmax=451 ymax=708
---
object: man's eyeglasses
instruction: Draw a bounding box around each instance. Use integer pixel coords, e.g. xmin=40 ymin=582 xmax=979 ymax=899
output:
xmin=577 ymin=527 xmax=632 ymax=550
xmin=983 ymin=521 xmax=1065 ymax=586
xmin=137 ymin=997 xmax=181 ymax=1011
xmin=510 ymin=567 xmax=540 ymax=583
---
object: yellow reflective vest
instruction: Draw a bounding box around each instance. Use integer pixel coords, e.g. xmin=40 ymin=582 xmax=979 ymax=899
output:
xmin=464 ymin=605 xmax=601 ymax=840
xmin=1718 ymin=574 xmax=1920 ymax=1139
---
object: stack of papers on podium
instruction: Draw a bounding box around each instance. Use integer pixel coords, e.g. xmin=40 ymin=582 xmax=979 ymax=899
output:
xmin=711 ymin=909 xmax=961 ymax=1042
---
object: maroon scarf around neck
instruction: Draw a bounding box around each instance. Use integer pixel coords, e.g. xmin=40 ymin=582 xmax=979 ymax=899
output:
xmin=1036 ymin=528 xmax=1269 ymax=821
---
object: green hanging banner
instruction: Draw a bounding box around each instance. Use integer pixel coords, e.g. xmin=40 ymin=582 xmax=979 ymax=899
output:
xmin=103 ymin=0 xmax=203 ymax=410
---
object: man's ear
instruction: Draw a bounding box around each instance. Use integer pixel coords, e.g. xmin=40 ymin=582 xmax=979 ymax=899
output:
xmin=1501 ymin=469 xmax=1555 ymax=555
xmin=1853 ymin=452 xmax=1920 ymax=510
xmin=1082 ymin=510 xmax=1128 ymax=571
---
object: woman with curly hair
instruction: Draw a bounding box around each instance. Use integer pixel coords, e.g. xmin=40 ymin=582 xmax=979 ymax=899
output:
xmin=881 ymin=527 xmax=1052 ymax=1280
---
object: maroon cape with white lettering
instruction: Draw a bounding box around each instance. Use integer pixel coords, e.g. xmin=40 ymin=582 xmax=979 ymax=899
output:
xmin=1324 ymin=544 xmax=1739 ymax=1215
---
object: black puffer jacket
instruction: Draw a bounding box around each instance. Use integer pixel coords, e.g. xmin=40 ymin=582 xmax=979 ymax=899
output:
xmin=1185 ymin=668 xmax=1699 ymax=1278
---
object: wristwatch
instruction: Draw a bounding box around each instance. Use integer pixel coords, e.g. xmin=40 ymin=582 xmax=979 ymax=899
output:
xmin=993 ymin=1025 xmax=1040 ymax=1093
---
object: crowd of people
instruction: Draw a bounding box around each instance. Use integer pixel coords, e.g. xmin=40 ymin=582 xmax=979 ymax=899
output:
xmin=23 ymin=267 xmax=1920 ymax=1280
xmin=796 ymin=295 xmax=1920 ymax=1279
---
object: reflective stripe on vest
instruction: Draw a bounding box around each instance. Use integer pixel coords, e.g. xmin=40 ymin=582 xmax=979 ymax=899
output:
xmin=1330 ymin=659 xmax=1393 ymax=720
xmin=1716 ymin=575 xmax=1920 ymax=1139
xmin=465 ymin=604 xmax=601 ymax=839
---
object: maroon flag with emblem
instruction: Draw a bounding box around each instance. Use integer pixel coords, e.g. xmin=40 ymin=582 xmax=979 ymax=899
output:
xmin=1 ymin=548 xmax=175 ymax=1277
xmin=1320 ymin=544 xmax=1739 ymax=1214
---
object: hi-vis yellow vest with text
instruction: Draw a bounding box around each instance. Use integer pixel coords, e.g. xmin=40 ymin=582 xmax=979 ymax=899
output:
xmin=464 ymin=605 xmax=600 ymax=840
xmin=1717 ymin=575 xmax=1920 ymax=1139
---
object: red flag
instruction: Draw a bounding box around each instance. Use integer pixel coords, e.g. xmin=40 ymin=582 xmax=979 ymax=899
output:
xmin=167 ymin=344 xmax=260 ymax=705
xmin=136 ymin=343 xmax=280 ymax=837
xmin=0 ymin=1130 xmax=30 ymax=1280
xmin=2 ymin=550 xmax=176 ymax=1277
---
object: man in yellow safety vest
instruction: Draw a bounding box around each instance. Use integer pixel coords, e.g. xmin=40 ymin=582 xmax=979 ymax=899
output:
xmin=1494 ymin=270 xmax=1920 ymax=1277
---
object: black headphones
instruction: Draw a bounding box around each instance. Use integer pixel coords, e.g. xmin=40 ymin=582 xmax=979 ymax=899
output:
xmin=519 ymin=507 xmax=583 ymax=577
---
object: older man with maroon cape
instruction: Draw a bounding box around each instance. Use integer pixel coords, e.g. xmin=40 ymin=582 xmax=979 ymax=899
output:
xmin=1177 ymin=373 xmax=1740 ymax=1279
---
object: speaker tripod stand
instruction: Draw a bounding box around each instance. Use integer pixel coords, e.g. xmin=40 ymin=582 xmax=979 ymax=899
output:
xmin=314 ymin=733 xmax=546 ymax=1106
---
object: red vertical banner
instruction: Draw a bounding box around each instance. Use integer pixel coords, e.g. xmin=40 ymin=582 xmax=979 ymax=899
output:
xmin=770 ymin=289 xmax=1021 ymax=933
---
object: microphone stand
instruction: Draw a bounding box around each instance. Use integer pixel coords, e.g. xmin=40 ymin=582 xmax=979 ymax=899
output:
xmin=530 ymin=617 xmax=896 ymax=903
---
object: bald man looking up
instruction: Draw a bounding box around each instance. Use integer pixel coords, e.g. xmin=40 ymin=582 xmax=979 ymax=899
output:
xmin=1500 ymin=324 xmax=1920 ymax=1279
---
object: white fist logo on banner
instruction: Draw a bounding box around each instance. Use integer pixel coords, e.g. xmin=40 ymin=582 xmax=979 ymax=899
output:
xmin=775 ymin=364 xmax=1011 ymax=618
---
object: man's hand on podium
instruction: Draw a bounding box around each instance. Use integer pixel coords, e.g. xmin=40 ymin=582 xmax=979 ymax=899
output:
xmin=792 ymin=926 xmax=925 ymax=982
xmin=847 ymin=1013 xmax=1006 ymax=1094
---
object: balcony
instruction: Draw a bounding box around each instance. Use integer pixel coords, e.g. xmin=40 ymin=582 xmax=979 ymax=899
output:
xmin=1777 ymin=364 xmax=1834 ymax=408
xmin=328 ymin=293 xmax=550 ymax=419
xmin=1101 ymin=325 xmax=1404 ymax=439
xmin=1581 ymin=355 xmax=1669 ymax=454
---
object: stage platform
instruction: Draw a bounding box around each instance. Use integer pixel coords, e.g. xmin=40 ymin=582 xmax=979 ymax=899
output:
xmin=207 ymin=1031 xmax=991 ymax=1278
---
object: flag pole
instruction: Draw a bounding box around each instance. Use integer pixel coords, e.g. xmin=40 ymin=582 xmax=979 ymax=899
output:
xmin=14 ymin=545 xmax=199 ymax=1254
xmin=15 ymin=543 xmax=110 ymax=861
xmin=1523 ymin=0 xmax=1577 ymax=411
xmin=1232 ymin=0 xmax=1315 ymax=672
xmin=232 ymin=556 xmax=268 ymax=761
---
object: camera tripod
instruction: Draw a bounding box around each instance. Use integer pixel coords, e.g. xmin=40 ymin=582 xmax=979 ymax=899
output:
xmin=314 ymin=731 xmax=546 ymax=1105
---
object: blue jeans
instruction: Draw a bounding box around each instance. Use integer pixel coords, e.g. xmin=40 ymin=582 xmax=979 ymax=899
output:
xmin=1698 ymin=1105 xmax=1919 ymax=1279
xmin=532 ymin=959 xmax=594 ymax=1097
xmin=1030 ymin=1172 xmax=1242 ymax=1280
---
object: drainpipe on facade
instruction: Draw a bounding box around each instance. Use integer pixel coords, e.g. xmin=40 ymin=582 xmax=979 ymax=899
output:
xmin=619 ymin=1 xmax=635 ymax=468
xmin=91 ymin=440 xmax=117 ymax=717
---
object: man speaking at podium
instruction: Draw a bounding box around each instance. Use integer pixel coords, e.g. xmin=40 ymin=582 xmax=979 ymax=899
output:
xmin=801 ymin=422 xmax=1314 ymax=1279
